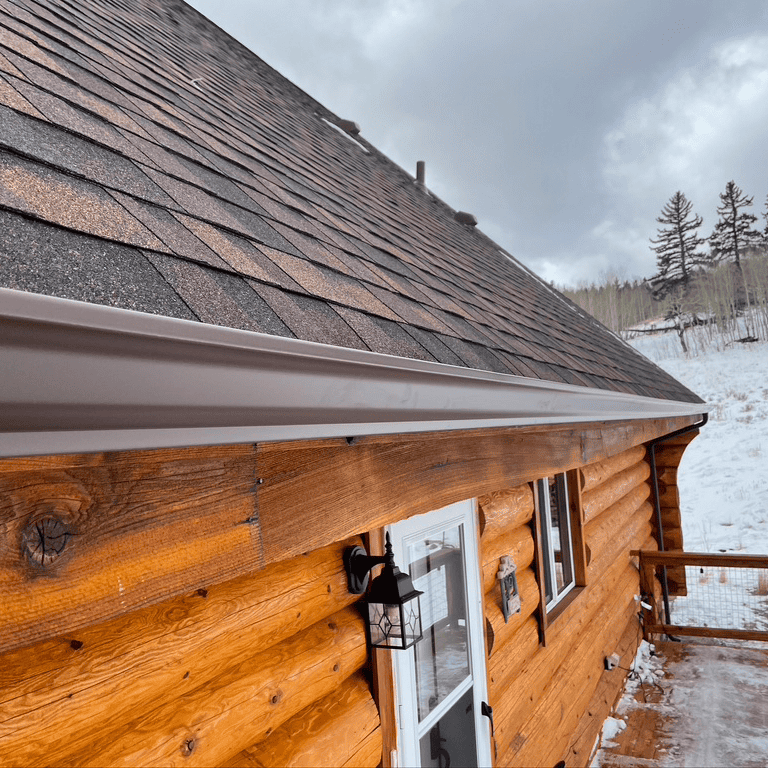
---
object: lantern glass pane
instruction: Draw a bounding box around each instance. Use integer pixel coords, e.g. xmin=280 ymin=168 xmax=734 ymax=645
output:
xmin=402 ymin=596 xmax=422 ymax=648
xmin=369 ymin=601 xmax=417 ymax=649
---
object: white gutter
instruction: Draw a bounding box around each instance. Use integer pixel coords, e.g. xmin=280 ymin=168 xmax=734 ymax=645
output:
xmin=0 ymin=288 xmax=708 ymax=458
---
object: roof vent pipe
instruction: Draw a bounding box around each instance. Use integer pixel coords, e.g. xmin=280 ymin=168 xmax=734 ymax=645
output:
xmin=454 ymin=211 xmax=478 ymax=227
xmin=416 ymin=160 xmax=426 ymax=186
xmin=338 ymin=119 xmax=361 ymax=135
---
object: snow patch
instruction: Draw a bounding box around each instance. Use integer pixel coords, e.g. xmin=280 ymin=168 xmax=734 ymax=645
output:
xmin=320 ymin=117 xmax=370 ymax=153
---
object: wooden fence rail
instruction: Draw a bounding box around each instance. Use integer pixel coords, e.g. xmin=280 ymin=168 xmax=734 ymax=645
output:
xmin=634 ymin=550 xmax=768 ymax=643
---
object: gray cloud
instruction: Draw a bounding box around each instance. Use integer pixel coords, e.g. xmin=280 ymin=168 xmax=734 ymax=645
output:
xmin=187 ymin=0 xmax=768 ymax=287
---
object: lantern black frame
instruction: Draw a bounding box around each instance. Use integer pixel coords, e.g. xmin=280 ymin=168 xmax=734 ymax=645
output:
xmin=344 ymin=532 xmax=424 ymax=650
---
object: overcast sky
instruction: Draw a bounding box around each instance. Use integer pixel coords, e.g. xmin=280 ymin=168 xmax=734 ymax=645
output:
xmin=186 ymin=0 xmax=768 ymax=288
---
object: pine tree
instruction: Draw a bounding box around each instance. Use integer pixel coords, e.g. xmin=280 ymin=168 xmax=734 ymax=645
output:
xmin=647 ymin=191 xmax=706 ymax=299
xmin=709 ymin=181 xmax=762 ymax=274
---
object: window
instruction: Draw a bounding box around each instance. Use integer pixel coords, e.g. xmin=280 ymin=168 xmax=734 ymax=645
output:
xmin=533 ymin=470 xmax=586 ymax=634
xmin=537 ymin=474 xmax=576 ymax=610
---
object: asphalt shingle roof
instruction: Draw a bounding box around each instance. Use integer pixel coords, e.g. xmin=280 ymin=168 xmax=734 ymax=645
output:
xmin=0 ymin=0 xmax=703 ymax=404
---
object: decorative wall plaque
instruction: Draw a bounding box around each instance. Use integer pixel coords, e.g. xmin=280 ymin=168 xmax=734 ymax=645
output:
xmin=497 ymin=555 xmax=521 ymax=622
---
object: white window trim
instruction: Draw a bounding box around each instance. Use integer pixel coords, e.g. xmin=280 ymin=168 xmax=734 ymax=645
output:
xmin=538 ymin=474 xmax=577 ymax=612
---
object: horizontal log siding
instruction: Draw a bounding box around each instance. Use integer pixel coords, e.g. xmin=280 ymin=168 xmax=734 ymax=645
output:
xmin=0 ymin=416 xmax=697 ymax=657
xmin=567 ymin=602 xmax=647 ymax=767
xmin=0 ymin=419 xmax=697 ymax=767
xmin=0 ymin=537 xmax=375 ymax=768
xmin=651 ymin=430 xmax=700 ymax=596
xmin=221 ymin=672 xmax=381 ymax=768
xmin=480 ymin=451 xmax=653 ymax=767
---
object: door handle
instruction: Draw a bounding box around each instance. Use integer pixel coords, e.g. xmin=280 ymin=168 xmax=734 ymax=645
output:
xmin=481 ymin=701 xmax=494 ymax=738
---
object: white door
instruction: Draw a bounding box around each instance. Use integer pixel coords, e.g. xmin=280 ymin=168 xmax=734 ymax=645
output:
xmin=389 ymin=499 xmax=492 ymax=768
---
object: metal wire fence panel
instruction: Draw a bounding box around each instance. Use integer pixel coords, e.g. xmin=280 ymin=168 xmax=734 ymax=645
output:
xmin=669 ymin=565 xmax=768 ymax=634
xmin=636 ymin=551 xmax=768 ymax=642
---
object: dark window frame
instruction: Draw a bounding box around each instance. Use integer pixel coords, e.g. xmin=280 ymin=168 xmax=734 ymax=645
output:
xmin=531 ymin=469 xmax=587 ymax=644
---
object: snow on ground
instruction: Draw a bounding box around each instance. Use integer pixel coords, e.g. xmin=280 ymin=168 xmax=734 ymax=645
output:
xmin=630 ymin=328 xmax=768 ymax=556
xmin=592 ymin=641 xmax=768 ymax=768
xmin=590 ymin=326 xmax=768 ymax=767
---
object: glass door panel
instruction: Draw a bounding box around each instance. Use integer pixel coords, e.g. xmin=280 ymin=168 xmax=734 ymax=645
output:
xmin=407 ymin=523 xmax=471 ymax=721
xmin=419 ymin=687 xmax=477 ymax=768
xmin=390 ymin=499 xmax=491 ymax=768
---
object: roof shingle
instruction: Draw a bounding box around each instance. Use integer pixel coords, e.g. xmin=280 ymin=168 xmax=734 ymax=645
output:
xmin=0 ymin=0 xmax=703 ymax=406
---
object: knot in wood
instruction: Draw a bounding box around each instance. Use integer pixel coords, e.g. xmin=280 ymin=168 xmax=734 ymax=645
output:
xmin=23 ymin=516 xmax=70 ymax=566
xmin=181 ymin=738 xmax=196 ymax=757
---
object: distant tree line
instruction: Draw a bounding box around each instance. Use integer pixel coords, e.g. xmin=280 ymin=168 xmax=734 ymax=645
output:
xmin=561 ymin=181 xmax=768 ymax=350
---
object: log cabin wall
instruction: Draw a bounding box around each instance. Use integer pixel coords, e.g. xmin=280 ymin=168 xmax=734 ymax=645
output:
xmin=479 ymin=444 xmax=657 ymax=768
xmin=0 ymin=534 xmax=380 ymax=768
xmin=0 ymin=416 xmax=699 ymax=767
xmin=649 ymin=430 xmax=700 ymax=596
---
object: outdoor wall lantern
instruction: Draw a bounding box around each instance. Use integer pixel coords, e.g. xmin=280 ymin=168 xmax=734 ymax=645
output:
xmin=497 ymin=555 xmax=521 ymax=623
xmin=344 ymin=532 xmax=424 ymax=650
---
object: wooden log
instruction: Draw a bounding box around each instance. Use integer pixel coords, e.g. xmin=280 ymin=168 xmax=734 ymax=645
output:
xmin=660 ymin=528 xmax=684 ymax=550
xmin=656 ymin=465 xmax=679 ymax=486
xmin=0 ymin=445 xmax=260 ymax=655
xmin=567 ymin=604 xmax=645 ymax=767
xmin=579 ymin=445 xmax=646 ymax=494
xmin=220 ymin=718 xmax=381 ymax=767
xmin=481 ymin=524 xmax=535 ymax=595
xmin=653 ymin=424 xmax=694 ymax=586
xmin=221 ymin=671 xmax=380 ymax=768
xmin=341 ymin=728 xmax=383 ymax=768
xmin=657 ymin=484 xmax=680 ymax=508
xmin=658 ymin=507 xmax=682 ymax=527
xmin=0 ymin=536 xmax=361 ymax=766
xmin=255 ymin=416 xmax=699 ymax=565
xmin=478 ymin=484 xmax=534 ymax=539
xmin=487 ymin=617 xmax=541 ymax=703
xmin=484 ymin=567 xmax=540 ymax=655
xmin=498 ymin=566 xmax=640 ymax=767
xmin=0 ymin=416 xmax=698 ymax=654
xmin=524 ymin=592 xmax=643 ymax=768
xmin=583 ymin=488 xmax=652 ymax=571
xmin=65 ymin=606 xmax=368 ymax=768
xmin=491 ymin=506 xmax=650 ymax=747
xmin=581 ymin=461 xmax=650 ymax=524
xmin=654 ymin=430 xmax=700 ymax=449
xmin=652 ymin=429 xmax=698 ymax=468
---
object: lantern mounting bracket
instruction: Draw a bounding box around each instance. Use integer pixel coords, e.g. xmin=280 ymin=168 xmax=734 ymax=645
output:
xmin=344 ymin=546 xmax=388 ymax=594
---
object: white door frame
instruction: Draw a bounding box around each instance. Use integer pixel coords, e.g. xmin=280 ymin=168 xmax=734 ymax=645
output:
xmin=388 ymin=498 xmax=492 ymax=768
